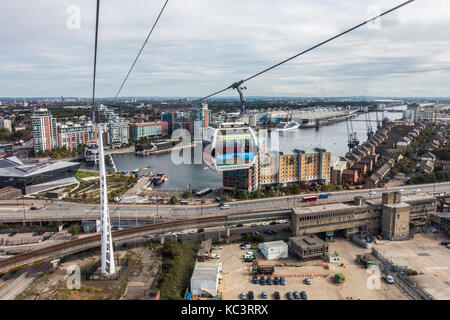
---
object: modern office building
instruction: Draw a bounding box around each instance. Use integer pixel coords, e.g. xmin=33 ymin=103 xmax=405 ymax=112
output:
xmin=0 ymin=156 xmax=80 ymax=194
xmin=129 ymin=122 xmax=168 ymax=141
xmin=32 ymin=108 xmax=58 ymax=155
xmin=57 ymin=121 xmax=97 ymax=152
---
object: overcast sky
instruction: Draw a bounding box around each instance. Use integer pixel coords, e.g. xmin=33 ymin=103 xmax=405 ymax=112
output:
xmin=1 ymin=0 xmax=449 ymax=98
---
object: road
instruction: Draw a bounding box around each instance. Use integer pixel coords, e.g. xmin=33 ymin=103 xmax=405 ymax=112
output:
xmin=0 ymin=182 xmax=448 ymax=223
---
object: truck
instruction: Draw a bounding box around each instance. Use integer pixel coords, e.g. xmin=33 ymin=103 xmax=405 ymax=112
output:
xmin=356 ymin=255 xmax=373 ymax=269
xmin=252 ymin=265 xmax=275 ymax=275
xmin=334 ymin=273 xmax=345 ymax=285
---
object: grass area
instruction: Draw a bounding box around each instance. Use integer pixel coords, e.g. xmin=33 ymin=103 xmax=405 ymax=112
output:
xmin=51 ymin=284 xmax=127 ymax=300
xmin=158 ymin=240 xmax=199 ymax=300
xmin=75 ymin=170 xmax=99 ymax=179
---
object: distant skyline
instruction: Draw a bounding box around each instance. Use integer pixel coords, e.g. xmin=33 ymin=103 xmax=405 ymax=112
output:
xmin=1 ymin=0 xmax=450 ymax=98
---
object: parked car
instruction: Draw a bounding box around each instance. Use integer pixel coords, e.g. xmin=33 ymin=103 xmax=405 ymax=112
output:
xmin=384 ymin=274 xmax=395 ymax=284
xmin=261 ymin=291 xmax=268 ymax=299
xmin=293 ymin=291 xmax=301 ymax=299
xmin=8 ymin=232 xmax=17 ymax=237
xmin=273 ymin=291 xmax=280 ymax=300
xmin=414 ymin=189 xmax=421 ymax=193
xmin=241 ymin=292 xmax=247 ymax=300
xmin=252 ymin=275 xmax=258 ymax=284
xmin=197 ymin=228 xmax=205 ymax=233
xmin=267 ymin=276 xmax=272 ymax=285
xmin=252 ymin=231 xmax=260 ymax=236
xmin=280 ymin=277 xmax=286 ymax=285
xmin=236 ymin=224 xmax=243 ymax=228
xmin=369 ymin=191 xmax=377 ymax=195
xmin=273 ymin=277 xmax=279 ymax=285
xmin=263 ymin=230 xmax=271 ymax=234
xmin=213 ymin=246 xmax=223 ymax=250
xmin=210 ymin=253 xmax=220 ymax=259
xmin=220 ymin=204 xmax=230 ymax=209
xmin=440 ymin=241 xmax=449 ymax=246
xmin=241 ymin=244 xmax=251 ymax=250
xmin=300 ymin=291 xmax=308 ymax=300
xmin=447 ymin=244 xmax=450 ymax=249
xmin=251 ymin=224 xmax=258 ymax=227
xmin=261 ymin=222 xmax=269 ymax=226
xmin=247 ymin=291 xmax=254 ymax=300
xmin=269 ymin=221 xmax=277 ymax=225
xmin=30 ymin=206 xmax=39 ymax=210
xmin=287 ymin=292 xmax=294 ymax=300
xmin=304 ymin=278 xmax=312 ymax=285
xmin=259 ymin=277 xmax=266 ymax=285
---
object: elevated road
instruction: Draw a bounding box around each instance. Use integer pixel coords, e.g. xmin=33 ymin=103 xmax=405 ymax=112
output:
xmin=0 ymin=183 xmax=448 ymax=223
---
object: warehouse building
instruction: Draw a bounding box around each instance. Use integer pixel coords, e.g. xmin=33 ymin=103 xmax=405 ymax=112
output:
xmin=258 ymin=240 xmax=288 ymax=260
xmin=190 ymin=261 xmax=221 ymax=298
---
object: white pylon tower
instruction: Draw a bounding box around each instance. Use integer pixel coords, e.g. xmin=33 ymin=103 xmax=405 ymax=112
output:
xmin=98 ymin=124 xmax=115 ymax=275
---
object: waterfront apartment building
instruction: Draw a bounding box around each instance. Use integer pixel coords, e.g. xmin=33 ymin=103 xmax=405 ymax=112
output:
xmin=277 ymin=147 xmax=331 ymax=185
xmin=129 ymin=122 xmax=168 ymax=141
xmin=32 ymin=108 xmax=58 ymax=155
xmin=57 ymin=121 xmax=97 ymax=152
xmin=222 ymin=146 xmax=331 ymax=192
xmin=91 ymin=104 xmax=129 ymax=145
xmin=107 ymin=117 xmax=129 ymax=145
xmin=190 ymin=103 xmax=211 ymax=142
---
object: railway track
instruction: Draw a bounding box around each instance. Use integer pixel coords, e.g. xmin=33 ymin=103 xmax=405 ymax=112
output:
xmin=0 ymin=215 xmax=227 ymax=275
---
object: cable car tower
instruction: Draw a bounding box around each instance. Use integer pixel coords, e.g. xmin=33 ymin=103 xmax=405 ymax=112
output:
xmin=98 ymin=124 xmax=115 ymax=275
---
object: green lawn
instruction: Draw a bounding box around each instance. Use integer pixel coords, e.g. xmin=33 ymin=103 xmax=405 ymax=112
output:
xmin=75 ymin=170 xmax=99 ymax=179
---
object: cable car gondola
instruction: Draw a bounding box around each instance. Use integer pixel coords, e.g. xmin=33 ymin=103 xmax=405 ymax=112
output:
xmin=202 ymin=82 xmax=258 ymax=172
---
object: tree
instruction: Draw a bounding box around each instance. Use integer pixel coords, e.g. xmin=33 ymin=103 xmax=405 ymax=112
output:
xmin=170 ymin=195 xmax=179 ymax=205
xmin=181 ymin=190 xmax=193 ymax=199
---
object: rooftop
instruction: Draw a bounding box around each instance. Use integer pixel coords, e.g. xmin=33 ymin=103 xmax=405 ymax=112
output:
xmin=293 ymin=202 xmax=355 ymax=215
xmin=260 ymin=240 xmax=288 ymax=249
xmin=191 ymin=262 xmax=220 ymax=282
xmin=0 ymin=157 xmax=80 ymax=178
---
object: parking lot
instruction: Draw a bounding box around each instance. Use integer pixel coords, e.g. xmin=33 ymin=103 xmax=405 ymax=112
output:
xmin=375 ymin=232 xmax=450 ymax=300
xmin=219 ymin=238 xmax=408 ymax=300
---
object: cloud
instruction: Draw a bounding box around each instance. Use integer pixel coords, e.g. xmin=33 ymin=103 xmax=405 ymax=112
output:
xmin=0 ymin=0 xmax=449 ymax=98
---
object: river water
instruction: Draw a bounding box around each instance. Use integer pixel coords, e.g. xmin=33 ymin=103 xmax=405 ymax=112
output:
xmin=105 ymin=108 xmax=405 ymax=190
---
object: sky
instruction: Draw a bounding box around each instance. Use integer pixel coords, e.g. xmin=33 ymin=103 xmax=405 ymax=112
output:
xmin=1 ymin=0 xmax=450 ymax=98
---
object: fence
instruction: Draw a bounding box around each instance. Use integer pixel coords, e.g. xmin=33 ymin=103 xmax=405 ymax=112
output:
xmin=371 ymin=248 xmax=434 ymax=300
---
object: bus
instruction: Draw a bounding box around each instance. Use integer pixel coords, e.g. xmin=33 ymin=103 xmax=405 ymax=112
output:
xmin=302 ymin=196 xmax=318 ymax=202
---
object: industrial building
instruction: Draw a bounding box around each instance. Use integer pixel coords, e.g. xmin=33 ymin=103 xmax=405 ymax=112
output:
xmin=288 ymin=234 xmax=329 ymax=261
xmin=258 ymin=240 xmax=288 ymax=260
xmin=0 ymin=156 xmax=80 ymax=194
xmin=190 ymin=261 xmax=221 ymax=298
xmin=290 ymin=192 xmax=437 ymax=240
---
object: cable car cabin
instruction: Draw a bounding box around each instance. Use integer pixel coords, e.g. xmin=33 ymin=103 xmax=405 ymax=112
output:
xmin=302 ymin=196 xmax=318 ymax=202
xmin=202 ymin=122 xmax=257 ymax=172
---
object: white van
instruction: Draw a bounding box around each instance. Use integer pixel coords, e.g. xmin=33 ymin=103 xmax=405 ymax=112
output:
xmin=220 ymin=204 xmax=230 ymax=209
